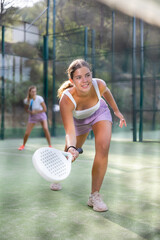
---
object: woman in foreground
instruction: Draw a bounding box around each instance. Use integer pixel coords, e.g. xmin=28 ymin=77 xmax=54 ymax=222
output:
xmin=51 ymin=59 xmax=126 ymax=212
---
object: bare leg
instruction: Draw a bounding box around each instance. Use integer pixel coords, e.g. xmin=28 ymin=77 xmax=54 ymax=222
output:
xmin=91 ymin=120 xmax=112 ymax=193
xmin=40 ymin=120 xmax=52 ymax=146
xmin=23 ymin=123 xmax=35 ymax=146
xmin=64 ymin=132 xmax=89 ymax=151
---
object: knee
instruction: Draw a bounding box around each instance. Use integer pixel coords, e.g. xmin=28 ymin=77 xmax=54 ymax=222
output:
xmin=24 ymin=131 xmax=30 ymax=137
xmin=43 ymin=127 xmax=50 ymax=136
xmin=96 ymin=142 xmax=110 ymax=158
xmin=43 ymin=126 xmax=48 ymax=132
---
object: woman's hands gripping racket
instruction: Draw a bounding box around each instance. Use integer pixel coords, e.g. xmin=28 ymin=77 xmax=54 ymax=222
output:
xmin=32 ymin=147 xmax=83 ymax=182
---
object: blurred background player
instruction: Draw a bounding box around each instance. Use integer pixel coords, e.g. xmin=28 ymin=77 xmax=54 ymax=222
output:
xmin=18 ymin=85 xmax=52 ymax=150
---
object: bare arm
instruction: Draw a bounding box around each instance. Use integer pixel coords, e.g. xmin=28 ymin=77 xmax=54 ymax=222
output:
xmin=24 ymin=104 xmax=32 ymax=114
xmin=98 ymin=79 xmax=127 ymax=128
xmin=59 ymin=95 xmax=79 ymax=161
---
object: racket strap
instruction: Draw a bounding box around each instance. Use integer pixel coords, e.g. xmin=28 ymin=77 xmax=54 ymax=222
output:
xmin=66 ymin=146 xmax=77 ymax=151
xmin=67 ymin=146 xmax=83 ymax=154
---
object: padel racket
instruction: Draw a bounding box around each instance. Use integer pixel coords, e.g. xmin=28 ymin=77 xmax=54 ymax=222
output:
xmin=32 ymin=147 xmax=83 ymax=182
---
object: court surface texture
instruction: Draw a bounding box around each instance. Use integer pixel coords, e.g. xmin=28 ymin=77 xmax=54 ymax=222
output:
xmin=0 ymin=135 xmax=159 ymax=240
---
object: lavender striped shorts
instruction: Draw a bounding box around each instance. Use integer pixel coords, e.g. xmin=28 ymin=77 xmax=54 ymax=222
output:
xmin=74 ymin=99 xmax=112 ymax=136
xmin=28 ymin=112 xmax=47 ymax=123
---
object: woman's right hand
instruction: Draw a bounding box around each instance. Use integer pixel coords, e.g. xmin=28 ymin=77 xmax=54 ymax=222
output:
xmin=68 ymin=147 xmax=79 ymax=162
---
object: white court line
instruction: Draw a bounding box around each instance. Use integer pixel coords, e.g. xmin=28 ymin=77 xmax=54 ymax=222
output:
xmin=0 ymin=151 xmax=93 ymax=163
xmin=0 ymin=151 xmax=91 ymax=161
xmin=0 ymin=146 xmax=39 ymax=150
xmin=138 ymin=166 xmax=160 ymax=169
xmin=109 ymin=168 xmax=124 ymax=174
xmin=0 ymin=152 xmax=32 ymax=158
xmin=1 ymin=152 xmax=160 ymax=169
xmin=0 ymin=147 xmax=24 ymax=150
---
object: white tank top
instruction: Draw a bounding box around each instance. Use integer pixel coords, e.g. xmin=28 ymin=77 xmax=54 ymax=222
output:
xmin=62 ymin=79 xmax=101 ymax=119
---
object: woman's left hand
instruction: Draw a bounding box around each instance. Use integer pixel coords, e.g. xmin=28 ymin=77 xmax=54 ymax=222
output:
xmin=119 ymin=118 xmax=127 ymax=128
xmin=114 ymin=110 xmax=127 ymax=128
xmin=31 ymin=110 xmax=38 ymax=115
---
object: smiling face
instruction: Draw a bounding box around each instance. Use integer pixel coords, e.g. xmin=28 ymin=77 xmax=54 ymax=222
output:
xmin=71 ymin=66 xmax=92 ymax=93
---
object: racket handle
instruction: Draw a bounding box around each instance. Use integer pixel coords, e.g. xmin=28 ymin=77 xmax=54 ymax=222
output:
xmin=77 ymin=148 xmax=83 ymax=154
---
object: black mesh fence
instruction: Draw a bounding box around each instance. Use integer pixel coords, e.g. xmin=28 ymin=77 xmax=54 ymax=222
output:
xmin=0 ymin=25 xmax=45 ymax=138
xmin=0 ymin=7 xmax=160 ymax=141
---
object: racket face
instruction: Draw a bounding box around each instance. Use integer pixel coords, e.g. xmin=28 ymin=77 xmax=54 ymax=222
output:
xmin=32 ymin=147 xmax=72 ymax=182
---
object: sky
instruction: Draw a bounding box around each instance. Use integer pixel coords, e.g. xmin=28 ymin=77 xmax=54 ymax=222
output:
xmin=7 ymin=0 xmax=42 ymax=9
xmin=98 ymin=0 xmax=160 ymax=27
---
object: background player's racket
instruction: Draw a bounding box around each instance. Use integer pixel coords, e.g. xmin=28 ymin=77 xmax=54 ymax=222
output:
xmin=32 ymin=147 xmax=83 ymax=182
xmin=29 ymin=99 xmax=33 ymax=111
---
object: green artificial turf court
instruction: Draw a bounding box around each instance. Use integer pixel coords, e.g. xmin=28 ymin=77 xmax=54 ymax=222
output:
xmin=0 ymin=135 xmax=160 ymax=240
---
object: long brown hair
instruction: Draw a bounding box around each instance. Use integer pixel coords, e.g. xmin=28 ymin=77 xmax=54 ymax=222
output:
xmin=27 ymin=86 xmax=36 ymax=102
xmin=57 ymin=59 xmax=91 ymax=99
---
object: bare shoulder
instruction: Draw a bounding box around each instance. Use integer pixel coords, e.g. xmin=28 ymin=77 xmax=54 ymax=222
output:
xmin=59 ymin=93 xmax=75 ymax=111
xmin=94 ymin=78 xmax=107 ymax=95
xmin=24 ymin=98 xmax=29 ymax=106
xmin=59 ymin=93 xmax=75 ymax=124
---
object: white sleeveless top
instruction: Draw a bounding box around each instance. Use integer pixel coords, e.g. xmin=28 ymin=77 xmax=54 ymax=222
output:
xmin=62 ymin=79 xmax=101 ymax=119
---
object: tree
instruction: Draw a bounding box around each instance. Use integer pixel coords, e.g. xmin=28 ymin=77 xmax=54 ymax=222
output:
xmin=0 ymin=0 xmax=19 ymax=24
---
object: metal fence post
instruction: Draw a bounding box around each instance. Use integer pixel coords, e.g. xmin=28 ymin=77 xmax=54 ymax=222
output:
xmin=111 ymin=11 xmax=115 ymax=83
xmin=132 ymin=17 xmax=137 ymax=142
xmin=84 ymin=27 xmax=88 ymax=61
xmin=43 ymin=35 xmax=48 ymax=112
xmin=152 ymin=66 xmax=156 ymax=130
xmin=91 ymin=29 xmax=95 ymax=77
xmin=43 ymin=0 xmax=50 ymax=114
xmin=52 ymin=0 xmax=56 ymax=136
xmin=1 ymin=26 xmax=5 ymax=140
xmin=139 ymin=20 xmax=144 ymax=142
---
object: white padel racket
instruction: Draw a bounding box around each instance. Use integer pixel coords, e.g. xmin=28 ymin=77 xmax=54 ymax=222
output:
xmin=32 ymin=147 xmax=83 ymax=182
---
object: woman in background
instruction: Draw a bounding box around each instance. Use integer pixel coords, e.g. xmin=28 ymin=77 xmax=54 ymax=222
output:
xmin=18 ymin=86 xmax=52 ymax=150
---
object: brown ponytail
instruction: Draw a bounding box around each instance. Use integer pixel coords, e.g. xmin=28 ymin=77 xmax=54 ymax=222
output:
xmin=57 ymin=80 xmax=73 ymax=99
xmin=27 ymin=86 xmax=36 ymax=103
